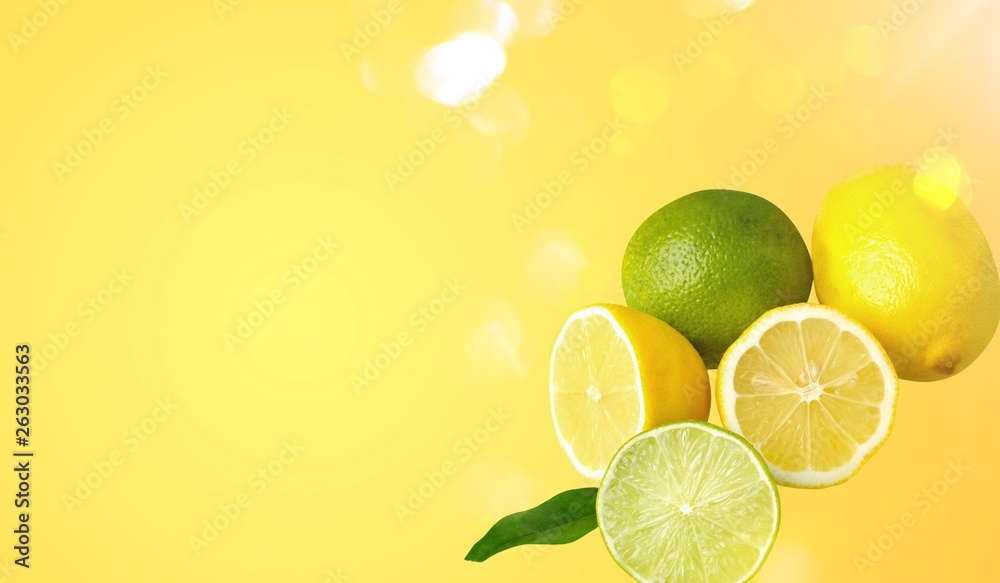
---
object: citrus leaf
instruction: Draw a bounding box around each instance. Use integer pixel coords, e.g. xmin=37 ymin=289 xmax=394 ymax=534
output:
xmin=464 ymin=487 xmax=598 ymax=562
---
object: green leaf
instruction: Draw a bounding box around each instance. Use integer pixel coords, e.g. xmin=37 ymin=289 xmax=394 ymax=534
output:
xmin=464 ymin=487 xmax=598 ymax=562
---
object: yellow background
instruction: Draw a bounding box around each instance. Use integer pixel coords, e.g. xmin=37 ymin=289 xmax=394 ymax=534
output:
xmin=2 ymin=0 xmax=998 ymax=581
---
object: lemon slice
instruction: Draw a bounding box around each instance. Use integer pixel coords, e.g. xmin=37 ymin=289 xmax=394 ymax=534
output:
xmin=597 ymin=421 xmax=780 ymax=583
xmin=549 ymin=304 xmax=710 ymax=480
xmin=717 ymin=303 xmax=899 ymax=488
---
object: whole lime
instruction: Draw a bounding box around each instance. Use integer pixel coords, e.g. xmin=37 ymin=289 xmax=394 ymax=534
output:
xmin=622 ymin=189 xmax=813 ymax=368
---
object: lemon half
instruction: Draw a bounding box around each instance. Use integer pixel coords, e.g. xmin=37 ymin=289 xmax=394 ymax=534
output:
xmin=550 ymin=304 xmax=710 ymax=480
xmin=717 ymin=303 xmax=899 ymax=488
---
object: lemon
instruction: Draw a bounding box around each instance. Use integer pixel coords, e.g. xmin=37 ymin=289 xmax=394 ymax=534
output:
xmin=716 ymin=303 xmax=899 ymax=488
xmin=813 ymin=164 xmax=1000 ymax=381
xmin=597 ymin=421 xmax=780 ymax=583
xmin=623 ymin=189 xmax=813 ymax=369
xmin=549 ymin=304 xmax=710 ymax=480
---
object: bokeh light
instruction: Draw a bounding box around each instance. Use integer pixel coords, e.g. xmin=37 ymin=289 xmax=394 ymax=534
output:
xmin=521 ymin=231 xmax=589 ymax=304
xmin=461 ymin=459 xmax=537 ymax=522
xmin=504 ymin=0 xmax=561 ymax=38
xmin=415 ymin=33 xmax=507 ymax=106
xmin=469 ymin=84 xmax=531 ymax=140
xmin=360 ymin=40 xmax=421 ymax=97
xmin=915 ymin=152 xmax=974 ymax=209
xmin=464 ymin=298 xmax=527 ymax=382
xmin=449 ymin=0 xmax=520 ymax=47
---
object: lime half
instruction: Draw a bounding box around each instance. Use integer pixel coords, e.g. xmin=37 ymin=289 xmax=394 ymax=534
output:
xmin=597 ymin=421 xmax=780 ymax=583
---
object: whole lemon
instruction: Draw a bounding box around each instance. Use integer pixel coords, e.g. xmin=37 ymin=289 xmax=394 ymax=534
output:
xmin=622 ymin=189 xmax=813 ymax=368
xmin=813 ymin=165 xmax=1000 ymax=381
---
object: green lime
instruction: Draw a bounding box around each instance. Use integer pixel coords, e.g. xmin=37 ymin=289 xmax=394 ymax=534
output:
xmin=597 ymin=421 xmax=780 ymax=583
xmin=622 ymin=189 xmax=812 ymax=368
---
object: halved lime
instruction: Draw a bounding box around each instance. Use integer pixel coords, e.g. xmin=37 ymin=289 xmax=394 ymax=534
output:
xmin=597 ymin=421 xmax=780 ymax=583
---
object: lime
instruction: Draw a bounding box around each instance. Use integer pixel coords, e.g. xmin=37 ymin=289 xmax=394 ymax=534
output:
xmin=550 ymin=304 xmax=710 ymax=480
xmin=813 ymin=164 xmax=1000 ymax=381
xmin=597 ymin=421 xmax=780 ymax=583
xmin=623 ymin=189 xmax=812 ymax=369
xmin=717 ymin=303 xmax=899 ymax=488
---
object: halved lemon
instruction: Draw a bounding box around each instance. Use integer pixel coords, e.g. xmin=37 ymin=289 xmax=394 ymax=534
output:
xmin=598 ymin=421 xmax=780 ymax=583
xmin=717 ymin=303 xmax=899 ymax=488
xmin=549 ymin=304 xmax=710 ymax=480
